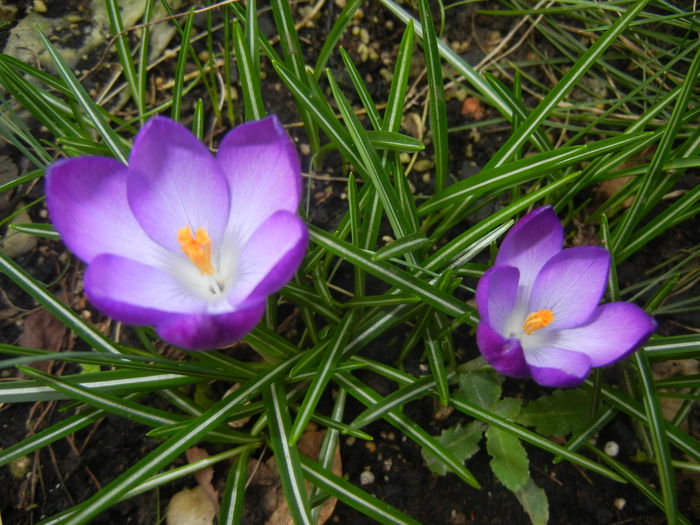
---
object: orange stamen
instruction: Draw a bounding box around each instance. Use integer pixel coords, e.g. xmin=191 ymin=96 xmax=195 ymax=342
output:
xmin=521 ymin=309 xmax=554 ymax=335
xmin=177 ymin=226 xmax=215 ymax=275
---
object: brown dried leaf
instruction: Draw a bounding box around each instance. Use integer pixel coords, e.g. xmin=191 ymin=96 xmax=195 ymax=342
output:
xmin=19 ymin=308 xmax=66 ymax=373
xmin=185 ymin=446 xmax=219 ymax=506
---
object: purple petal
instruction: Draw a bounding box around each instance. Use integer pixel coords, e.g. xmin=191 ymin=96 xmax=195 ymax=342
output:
xmin=85 ymin=254 xmax=209 ymax=325
xmin=45 ymin=157 xmax=163 ymax=265
xmin=476 ymin=322 xmax=530 ymax=378
xmin=551 ymin=303 xmax=656 ymax=367
xmin=128 ymin=117 xmax=230 ymax=253
xmin=475 ymin=265 xmax=519 ymax=335
xmin=495 ymin=206 xmax=563 ymax=296
xmin=216 ymin=115 xmax=302 ymax=245
xmin=529 ymin=246 xmax=610 ymax=330
xmin=525 ymin=346 xmax=592 ymax=388
xmin=226 ymin=210 xmax=308 ymax=308
xmin=156 ymin=303 xmax=266 ymax=350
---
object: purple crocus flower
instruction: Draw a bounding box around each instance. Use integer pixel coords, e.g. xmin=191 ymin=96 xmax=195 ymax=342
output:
xmin=475 ymin=206 xmax=656 ymax=387
xmin=46 ymin=116 xmax=307 ymax=350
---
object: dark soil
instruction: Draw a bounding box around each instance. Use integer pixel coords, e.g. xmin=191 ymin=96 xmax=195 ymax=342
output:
xmin=1 ymin=1 xmax=698 ymax=525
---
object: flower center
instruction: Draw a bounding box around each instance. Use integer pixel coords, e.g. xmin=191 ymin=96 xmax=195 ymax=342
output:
xmin=521 ymin=309 xmax=554 ymax=334
xmin=178 ymin=226 xmax=215 ymax=275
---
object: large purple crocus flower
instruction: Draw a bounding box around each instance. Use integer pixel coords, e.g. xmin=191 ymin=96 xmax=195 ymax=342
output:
xmin=475 ymin=206 xmax=656 ymax=387
xmin=46 ymin=116 xmax=307 ymax=350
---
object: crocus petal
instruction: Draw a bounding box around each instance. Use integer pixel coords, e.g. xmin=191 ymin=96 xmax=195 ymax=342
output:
xmin=216 ymin=116 xmax=301 ymax=245
xmin=525 ymin=346 xmax=592 ymax=388
xmin=156 ymin=303 xmax=266 ymax=350
xmin=495 ymin=206 xmax=563 ymax=297
xmin=226 ymin=210 xmax=308 ymax=308
xmin=529 ymin=246 xmax=610 ymax=330
xmin=45 ymin=157 xmax=164 ymax=265
xmin=475 ymin=265 xmax=519 ymax=335
xmin=85 ymin=254 xmax=212 ymax=325
xmin=549 ymin=303 xmax=657 ymax=367
xmin=476 ymin=322 xmax=530 ymax=378
xmin=128 ymin=117 xmax=230 ymax=252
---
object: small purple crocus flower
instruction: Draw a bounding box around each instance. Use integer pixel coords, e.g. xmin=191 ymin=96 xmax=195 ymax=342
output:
xmin=46 ymin=116 xmax=307 ymax=350
xmin=475 ymin=206 xmax=656 ymax=387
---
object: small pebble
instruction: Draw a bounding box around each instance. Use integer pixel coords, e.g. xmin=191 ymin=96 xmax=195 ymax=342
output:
xmin=604 ymin=440 xmax=620 ymax=457
xmin=614 ymin=497 xmax=626 ymax=510
xmin=359 ymin=469 xmax=375 ymax=486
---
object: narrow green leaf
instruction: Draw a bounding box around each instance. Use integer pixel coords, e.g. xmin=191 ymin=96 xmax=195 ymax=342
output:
xmin=483 ymin=0 xmax=649 ymax=168
xmin=418 ymin=0 xmax=448 ymax=191
xmin=290 ymin=312 xmax=356 ymax=443
xmin=36 ymin=28 xmax=128 ymax=163
xmin=233 ymin=20 xmax=265 ymax=121
xmin=309 ymin=225 xmax=468 ymax=318
xmin=300 ymin=456 xmax=420 ymax=525
xmin=171 ymin=9 xmax=195 ymax=122
xmin=53 ymin=355 xmax=300 ymax=524
xmin=219 ymin=448 xmax=252 ymax=525
xmin=373 ymin=233 xmax=431 ymax=261
xmin=264 ymin=381 xmax=313 ymax=525
xmin=105 ymin=0 xmax=141 ymax=115
xmin=367 ymin=130 xmax=424 ymax=152
xmin=0 ymin=252 xmax=125 ymax=355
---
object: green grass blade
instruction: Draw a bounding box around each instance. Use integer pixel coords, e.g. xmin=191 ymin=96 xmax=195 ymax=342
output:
xmin=483 ymin=0 xmax=650 ymax=169
xmin=219 ymin=447 xmax=252 ymax=525
xmin=300 ymin=456 xmax=421 ymax=525
xmin=613 ymin=43 xmax=700 ymax=251
xmin=309 ymin=225 xmax=468 ymax=317
xmin=633 ymin=351 xmax=679 ymax=524
xmin=264 ymin=381 xmax=313 ymax=525
xmin=36 ymin=28 xmax=128 ymax=163
xmin=449 ymin=395 xmax=624 ymax=483
xmin=337 ymin=372 xmax=480 ymax=488
xmin=313 ymin=0 xmax=364 ymax=78
xmin=52 ymin=355 xmax=300 ymax=524
xmin=105 ymin=0 xmax=141 ymax=115
xmin=339 ymin=47 xmax=382 ymax=130
xmin=382 ymin=19 xmax=414 ymax=134
xmin=233 ymin=19 xmax=265 ymax=121
xmin=418 ymin=0 xmax=448 ymax=192
xmin=290 ymin=312 xmax=356 ymax=444
xmin=326 ymin=70 xmax=412 ymax=242
xmin=377 ymin=0 xmax=510 ymax=118
xmin=0 ymin=252 xmax=125 ymax=355
xmin=170 ymin=9 xmax=194 ymax=122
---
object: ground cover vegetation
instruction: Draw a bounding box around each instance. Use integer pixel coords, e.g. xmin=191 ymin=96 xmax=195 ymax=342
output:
xmin=0 ymin=0 xmax=698 ymax=524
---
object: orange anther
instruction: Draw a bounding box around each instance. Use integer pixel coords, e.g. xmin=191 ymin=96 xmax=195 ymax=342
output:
xmin=521 ymin=309 xmax=554 ymax=335
xmin=177 ymin=226 xmax=215 ymax=275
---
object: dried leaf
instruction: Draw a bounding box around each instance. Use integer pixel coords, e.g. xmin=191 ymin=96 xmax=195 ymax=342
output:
xmin=18 ymin=308 xmax=66 ymax=373
xmin=185 ymin=447 xmax=218 ymax=506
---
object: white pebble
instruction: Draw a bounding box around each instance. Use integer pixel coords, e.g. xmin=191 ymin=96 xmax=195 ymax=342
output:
xmin=614 ymin=497 xmax=626 ymax=510
xmin=359 ymin=469 xmax=375 ymax=486
xmin=604 ymin=441 xmax=620 ymax=457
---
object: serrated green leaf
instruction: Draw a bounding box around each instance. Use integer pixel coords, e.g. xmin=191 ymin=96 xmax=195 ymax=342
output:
xmin=517 ymin=389 xmax=593 ymax=436
xmin=422 ymin=421 xmax=485 ymax=476
xmin=513 ymin=477 xmax=549 ymax=525
xmin=486 ymin=426 xmax=529 ymax=491
xmin=493 ymin=397 xmax=522 ymax=420
xmin=455 ymin=369 xmax=502 ymax=410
